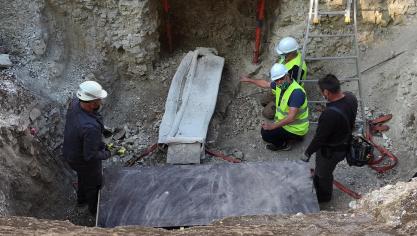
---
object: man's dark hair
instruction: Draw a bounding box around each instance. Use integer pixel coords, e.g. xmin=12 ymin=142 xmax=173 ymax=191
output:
xmin=79 ymin=99 xmax=99 ymax=103
xmin=318 ymin=74 xmax=341 ymax=93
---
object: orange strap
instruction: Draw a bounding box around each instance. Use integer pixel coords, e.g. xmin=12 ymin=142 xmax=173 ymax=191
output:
xmin=333 ymin=180 xmax=362 ymax=199
xmin=126 ymin=143 xmax=158 ymax=167
xmin=205 ymin=149 xmax=242 ymax=163
xmin=310 ymin=169 xmax=361 ymax=199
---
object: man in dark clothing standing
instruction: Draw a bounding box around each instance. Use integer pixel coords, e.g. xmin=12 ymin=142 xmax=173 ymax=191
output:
xmin=63 ymin=80 xmax=111 ymax=215
xmin=304 ymin=74 xmax=358 ymax=203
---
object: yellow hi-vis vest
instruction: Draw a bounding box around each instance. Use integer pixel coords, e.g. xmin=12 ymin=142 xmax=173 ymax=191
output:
xmin=274 ymin=80 xmax=309 ymax=136
xmin=278 ymin=52 xmax=308 ymax=83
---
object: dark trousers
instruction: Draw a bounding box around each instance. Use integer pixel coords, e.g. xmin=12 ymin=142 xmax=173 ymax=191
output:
xmin=261 ymin=126 xmax=303 ymax=147
xmin=68 ymin=160 xmax=102 ymax=215
xmin=314 ymin=149 xmax=346 ymax=202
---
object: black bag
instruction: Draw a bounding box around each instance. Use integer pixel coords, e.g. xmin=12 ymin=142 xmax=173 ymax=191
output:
xmin=346 ymin=134 xmax=373 ymax=166
xmin=328 ymin=106 xmax=374 ymax=167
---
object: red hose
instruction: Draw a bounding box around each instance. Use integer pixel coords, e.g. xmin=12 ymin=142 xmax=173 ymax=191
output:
xmin=253 ymin=0 xmax=265 ymax=64
xmin=365 ymin=117 xmax=398 ymax=173
xmin=139 ymin=143 xmax=158 ymax=159
xmin=333 ymin=180 xmax=362 ymax=199
xmin=126 ymin=143 xmax=158 ymax=167
xmin=310 ymin=169 xmax=362 ymax=200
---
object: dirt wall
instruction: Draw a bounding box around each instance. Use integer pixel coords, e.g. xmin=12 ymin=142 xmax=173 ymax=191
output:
xmin=165 ymin=0 xmax=265 ymax=57
xmin=361 ymin=27 xmax=417 ymax=179
xmin=0 ymin=0 xmax=160 ymax=103
xmin=0 ymin=74 xmax=73 ymax=219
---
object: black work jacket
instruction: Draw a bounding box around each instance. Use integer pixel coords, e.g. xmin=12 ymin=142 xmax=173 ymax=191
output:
xmin=62 ymin=99 xmax=110 ymax=164
xmin=305 ymin=92 xmax=358 ymax=156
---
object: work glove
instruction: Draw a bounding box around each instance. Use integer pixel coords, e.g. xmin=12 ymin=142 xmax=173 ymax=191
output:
xmin=105 ymin=143 xmax=127 ymax=157
xmin=117 ymin=147 xmax=126 ymax=157
xmin=105 ymin=143 xmax=118 ymax=156
xmin=301 ymin=152 xmax=311 ymax=162
xmin=105 ymin=143 xmax=114 ymax=151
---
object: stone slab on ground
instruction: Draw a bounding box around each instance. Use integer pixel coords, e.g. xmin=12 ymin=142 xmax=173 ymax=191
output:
xmin=167 ymin=143 xmax=202 ymax=164
xmin=0 ymin=54 xmax=12 ymax=68
xmin=97 ymin=161 xmax=319 ymax=228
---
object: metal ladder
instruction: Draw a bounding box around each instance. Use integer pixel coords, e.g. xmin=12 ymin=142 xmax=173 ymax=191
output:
xmin=298 ymin=0 xmax=366 ymax=130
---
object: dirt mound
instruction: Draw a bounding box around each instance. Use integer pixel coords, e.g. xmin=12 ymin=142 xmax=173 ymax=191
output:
xmin=356 ymin=179 xmax=417 ymax=234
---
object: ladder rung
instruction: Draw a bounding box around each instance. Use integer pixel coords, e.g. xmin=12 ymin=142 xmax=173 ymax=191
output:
xmin=318 ymin=11 xmax=346 ymax=16
xmin=305 ymin=56 xmax=358 ymax=61
xmin=302 ymin=78 xmax=359 ymax=83
xmin=309 ymin=120 xmax=364 ymax=125
xmin=309 ymin=33 xmax=355 ymax=38
xmin=308 ymin=99 xmax=363 ymax=104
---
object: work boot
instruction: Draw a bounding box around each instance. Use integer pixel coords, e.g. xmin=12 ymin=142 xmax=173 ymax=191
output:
xmin=266 ymin=142 xmax=292 ymax=151
xmin=262 ymin=101 xmax=275 ymax=120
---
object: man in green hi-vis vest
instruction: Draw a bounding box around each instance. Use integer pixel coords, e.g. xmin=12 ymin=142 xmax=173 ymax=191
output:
xmin=261 ymin=36 xmax=308 ymax=119
xmin=240 ymin=63 xmax=309 ymax=151
xmin=275 ymin=36 xmax=308 ymax=83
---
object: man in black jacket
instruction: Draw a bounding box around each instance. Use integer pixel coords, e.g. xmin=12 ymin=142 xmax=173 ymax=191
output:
xmin=63 ymin=81 xmax=111 ymax=215
xmin=304 ymin=74 xmax=358 ymax=203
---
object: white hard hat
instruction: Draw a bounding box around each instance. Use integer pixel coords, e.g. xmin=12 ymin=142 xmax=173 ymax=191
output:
xmin=275 ymin=36 xmax=299 ymax=55
xmin=270 ymin=63 xmax=288 ymax=81
xmin=76 ymin=81 xmax=108 ymax=101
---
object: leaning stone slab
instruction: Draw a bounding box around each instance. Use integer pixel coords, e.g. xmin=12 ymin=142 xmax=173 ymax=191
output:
xmin=158 ymin=48 xmax=225 ymax=164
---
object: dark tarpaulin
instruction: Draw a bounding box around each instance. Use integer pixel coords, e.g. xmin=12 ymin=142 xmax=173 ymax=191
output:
xmin=97 ymin=161 xmax=319 ymax=228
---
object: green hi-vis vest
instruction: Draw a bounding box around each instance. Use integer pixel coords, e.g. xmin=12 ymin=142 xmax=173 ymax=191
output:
xmin=274 ymin=80 xmax=309 ymax=136
xmin=278 ymin=52 xmax=308 ymax=83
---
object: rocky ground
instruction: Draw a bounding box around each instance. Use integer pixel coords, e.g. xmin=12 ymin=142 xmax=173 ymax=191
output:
xmin=0 ymin=73 xmax=74 ymax=219
xmin=1 ymin=0 xmax=417 ymax=233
